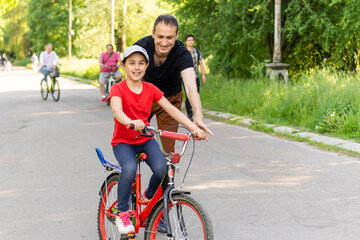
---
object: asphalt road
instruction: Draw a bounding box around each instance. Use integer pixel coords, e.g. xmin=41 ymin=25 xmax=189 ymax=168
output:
xmin=1 ymin=67 xmax=360 ymax=240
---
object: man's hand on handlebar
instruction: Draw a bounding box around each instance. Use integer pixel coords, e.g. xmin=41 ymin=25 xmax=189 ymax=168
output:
xmin=193 ymin=129 xmax=207 ymax=141
xmin=194 ymin=116 xmax=214 ymax=137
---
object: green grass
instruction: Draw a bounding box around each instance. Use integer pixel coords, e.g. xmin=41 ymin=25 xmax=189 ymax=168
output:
xmin=60 ymin=58 xmax=100 ymax=81
xmin=200 ymin=68 xmax=360 ymax=142
xmin=13 ymin=57 xmax=31 ymax=67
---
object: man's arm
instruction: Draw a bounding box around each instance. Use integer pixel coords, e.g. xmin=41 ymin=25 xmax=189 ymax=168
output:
xmin=98 ymin=53 xmax=104 ymax=67
xmin=39 ymin=52 xmax=45 ymax=67
xmin=181 ymin=67 xmax=214 ymax=136
xmin=199 ymin=59 xmax=207 ymax=83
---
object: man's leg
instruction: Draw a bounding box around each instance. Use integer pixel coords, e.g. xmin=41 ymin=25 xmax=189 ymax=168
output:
xmin=114 ymin=70 xmax=123 ymax=83
xmin=99 ymin=72 xmax=107 ymax=101
xmin=184 ymin=77 xmax=200 ymax=121
xmin=151 ymin=92 xmax=183 ymax=153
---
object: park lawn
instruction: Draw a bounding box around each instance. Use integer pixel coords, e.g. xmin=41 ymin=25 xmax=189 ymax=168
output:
xmin=200 ymin=68 xmax=360 ymax=142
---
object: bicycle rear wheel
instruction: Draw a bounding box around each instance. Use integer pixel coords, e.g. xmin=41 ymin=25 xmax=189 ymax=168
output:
xmin=51 ymin=79 xmax=60 ymax=102
xmin=98 ymin=174 xmax=121 ymax=240
xmin=40 ymin=79 xmax=48 ymax=100
xmin=145 ymin=194 xmax=214 ymax=240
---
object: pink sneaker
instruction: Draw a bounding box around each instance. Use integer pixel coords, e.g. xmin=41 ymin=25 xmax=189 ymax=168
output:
xmin=101 ymin=97 xmax=106 ymax=102
xmin=115 ymin=211 xmax=135 ymax=234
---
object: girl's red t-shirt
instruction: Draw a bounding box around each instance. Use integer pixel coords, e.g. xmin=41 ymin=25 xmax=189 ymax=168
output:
xmin=107 ymin=80 xmax=164 ymax=146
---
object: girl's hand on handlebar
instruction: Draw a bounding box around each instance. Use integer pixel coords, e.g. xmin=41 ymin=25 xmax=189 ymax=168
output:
xmin=128 ymin=120 xmax=145 ymax=132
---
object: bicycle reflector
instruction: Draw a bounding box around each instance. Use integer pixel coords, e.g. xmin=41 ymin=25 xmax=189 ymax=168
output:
xmin=170 ymin=153 xmax=181 ymax=163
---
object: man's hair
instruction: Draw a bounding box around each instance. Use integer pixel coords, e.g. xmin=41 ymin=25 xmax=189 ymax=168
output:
xmin=106 ymin=44 xmax=113 ymax=49
xmin=185 ymin=34 xmax=195 ymax=41
xmin=153 ymin=14 xmax=179 ymax=33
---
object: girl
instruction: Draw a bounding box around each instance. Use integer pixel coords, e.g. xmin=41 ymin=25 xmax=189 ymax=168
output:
xmin=107 ymin=45 xmax=206 ymax=234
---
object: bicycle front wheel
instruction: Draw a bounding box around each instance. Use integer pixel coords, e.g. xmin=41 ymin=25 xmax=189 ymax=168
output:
xmin=145 ymin=194 xmax=214 ymax=240
xmin=40 ymin=79 xmax=48 ymax=100
xmin=51 ymin=79 xmax=60 ymax=102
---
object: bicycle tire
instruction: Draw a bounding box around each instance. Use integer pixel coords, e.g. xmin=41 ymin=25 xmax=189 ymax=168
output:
xmin=40 ymin=79 xmax=48 ymax=100
xmin=97 ymin=173 xmax=136 ymax=240
xmin=145 ymin=194 xmax=214 ymax=240
xmin=51 ymin=79 xmax=60 ymax=102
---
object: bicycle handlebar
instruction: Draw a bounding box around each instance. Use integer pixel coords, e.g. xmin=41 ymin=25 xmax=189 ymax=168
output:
xmin=103 ymin=65 xmax=120 ymax=67
xmin=126 ymin=124 xmax=194 ymax=157
xmin=126 ymin=124 xmax=193 ymax=141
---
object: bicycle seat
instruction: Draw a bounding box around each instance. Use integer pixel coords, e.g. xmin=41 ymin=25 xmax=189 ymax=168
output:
xmin=95 ymin=147 xmax=121 ymax=170
xmin=136 ymin=153 xmax=148 ymax=161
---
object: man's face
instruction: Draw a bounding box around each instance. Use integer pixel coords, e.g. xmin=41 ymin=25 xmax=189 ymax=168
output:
xmin=185 ymin=37 xmax=195 ymax=48
xmin=152 ymin=22 xmax=178 ymax=57
xmin=106 ymin=46 xmax=113 ymax=55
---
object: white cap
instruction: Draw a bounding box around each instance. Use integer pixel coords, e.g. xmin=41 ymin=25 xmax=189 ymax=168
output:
xmin=123 ymin=45 xmax=149 ymax=62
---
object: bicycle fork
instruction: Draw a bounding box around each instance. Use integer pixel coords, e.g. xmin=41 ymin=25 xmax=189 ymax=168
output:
xmin=162 ymin=163 xmax=189 ymax=239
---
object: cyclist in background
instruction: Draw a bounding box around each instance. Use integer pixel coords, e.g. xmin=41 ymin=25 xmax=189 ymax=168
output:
xmin=98 ymin=44 xmax=123 ymax=102
xmin=39 ymin=44 xmax=60 ymax=82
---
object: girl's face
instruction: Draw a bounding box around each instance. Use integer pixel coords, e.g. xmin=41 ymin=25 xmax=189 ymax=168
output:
xmin=122 ymin=53 xmax=149 ymax=82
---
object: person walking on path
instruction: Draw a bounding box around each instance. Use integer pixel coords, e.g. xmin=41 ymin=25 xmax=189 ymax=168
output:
xmin=1 ymin=53 xmax=8 ymax=71
xmin=134 ymin=14 xmax=213 ymax=152
xmin=183 ymin=34 xmax=207 ymax=121
xmin=31 ymin=52 xmax=39 ymax=72
xmin=98 ymin=44 xmax=123 ymax=102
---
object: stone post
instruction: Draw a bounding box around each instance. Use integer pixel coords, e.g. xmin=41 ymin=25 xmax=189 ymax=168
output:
xmin=265 ymin=0 xmax=290 ymax=83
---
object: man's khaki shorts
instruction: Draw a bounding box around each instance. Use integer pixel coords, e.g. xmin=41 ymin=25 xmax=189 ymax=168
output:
xmin=99 ymin=70 xmax=122 ymax=83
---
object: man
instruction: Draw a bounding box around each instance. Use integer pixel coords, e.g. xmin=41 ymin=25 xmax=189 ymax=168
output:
xmin=39 ymin=44 xmax=60 ymax=82
xmin=99 ymin=44 xmax=123 ymax=102
xmin=134 ymin=14 xmax=213 ymax=152
xmin=184 ymin=34 xmax=207 ymax=121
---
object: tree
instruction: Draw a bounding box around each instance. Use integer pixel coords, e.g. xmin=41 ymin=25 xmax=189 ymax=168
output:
xmin=0 ymin=0 xmax=18 ymax=15
xmin=0 ymin=0 xmax=30 ymax=58
xmin=75 ymin=0 xmax=173 ymax=58
xmin=27 ymin=0 xmax=81 ymax=57
xmin=167 ymin=0 xmax=360 ymax=78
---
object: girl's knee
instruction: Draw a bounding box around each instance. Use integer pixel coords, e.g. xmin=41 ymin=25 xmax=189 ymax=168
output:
xmin=154 ymin=164 xmax=167 ymax=179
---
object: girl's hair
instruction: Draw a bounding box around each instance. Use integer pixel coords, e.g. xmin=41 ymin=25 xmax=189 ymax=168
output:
xmin=153 ymin=14 xmax=179 ymax=33
xmin=122 ymin=53 xmax=149 ymax=64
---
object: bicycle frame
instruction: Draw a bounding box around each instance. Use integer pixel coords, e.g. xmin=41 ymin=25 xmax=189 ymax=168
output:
xmin=96 ymin=126 xmax=193 ymax=237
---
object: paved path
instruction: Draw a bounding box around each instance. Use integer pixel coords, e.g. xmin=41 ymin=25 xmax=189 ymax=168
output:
xmin=1 ymin=67 xmax=360 ymax=240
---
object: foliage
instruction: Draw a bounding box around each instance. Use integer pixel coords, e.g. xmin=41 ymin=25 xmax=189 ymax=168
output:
xmin=0 ymin=0 xmax=18 ymax=14
xmin=13 ymin=57 xmax=31 ymax=66
xmin=200 ymin=69 xmax=360 ymax=141
xmin=75 ymin=0 xmax=173 ymax=58
xmin=167 ymin=0 xmax=360 ymax=78
xmin=27 ymin=0 xmax=82 ymax=57
xmin=0 ymin=0 xmax=30 ymax=58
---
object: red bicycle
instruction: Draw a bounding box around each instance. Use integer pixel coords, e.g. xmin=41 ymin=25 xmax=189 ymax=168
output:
xmin=95 ymin=125 xmax=213 ymax=240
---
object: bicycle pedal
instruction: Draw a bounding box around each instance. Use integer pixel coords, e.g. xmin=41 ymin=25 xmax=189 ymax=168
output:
xmin=120 ymin=232 xmax=136 ymax=239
